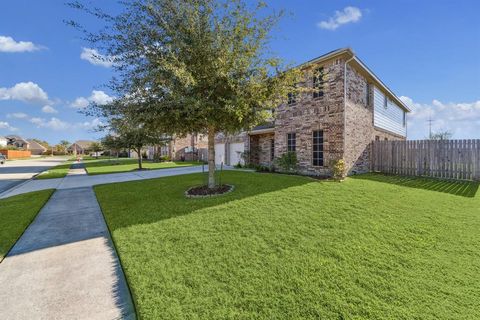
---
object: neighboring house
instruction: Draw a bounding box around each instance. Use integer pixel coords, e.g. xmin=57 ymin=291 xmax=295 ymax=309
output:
xmin=169 ymin=133 xmax=208 ymax=161
xmin=68 ymin=140 xmax=96 ymax=155
xmin=6 ymin=135 xmax=30 ymax=149
xmin=141 ymin=133 xmax=208 ymax=161
xmin=0 ymin=136 xmax=7 ymax=147
xmin=26 ymin=139 xmax=48 ymax=155
xmin=213 ymin=48 xmax=410 ymax=175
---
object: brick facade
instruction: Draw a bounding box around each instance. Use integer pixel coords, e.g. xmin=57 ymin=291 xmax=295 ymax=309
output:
xmin=344 ymin=64 xmax=406 ymax=174
xmin=250 ymin=50 xmax=407 ymax=176
xmin=170 ymin=133 xmax=208 ymax=161
xmin=272 ymin=59 xmax=346 ymax=175
xmin=249 ymin=132 xmax=275 ymax=166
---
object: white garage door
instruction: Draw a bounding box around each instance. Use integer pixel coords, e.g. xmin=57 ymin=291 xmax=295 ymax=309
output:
xmin=229 ymin=142 xmax=245 ymax=166
xmin=214 ymin=143 xmax=225 ymax=165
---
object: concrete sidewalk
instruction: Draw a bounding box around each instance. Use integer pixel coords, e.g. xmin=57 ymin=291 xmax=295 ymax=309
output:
xmin=0 ymin=187 xmax=136 ymax=320
xmin=0 ymin=164 xmax=208 ymax=199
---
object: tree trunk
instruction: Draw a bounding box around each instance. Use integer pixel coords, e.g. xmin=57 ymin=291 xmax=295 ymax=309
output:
xmin=137 ymin=147 xmax=143 ymax=170
xmin=207 ymin=129 xmax=216 ymax=188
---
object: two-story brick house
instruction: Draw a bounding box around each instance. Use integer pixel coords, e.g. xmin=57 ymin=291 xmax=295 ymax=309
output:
xmin=215 ymin=48 xmax=410 ymax=176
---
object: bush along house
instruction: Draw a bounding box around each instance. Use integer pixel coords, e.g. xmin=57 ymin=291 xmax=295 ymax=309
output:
xmin=213 ymin=48 xmax=410 ymax=176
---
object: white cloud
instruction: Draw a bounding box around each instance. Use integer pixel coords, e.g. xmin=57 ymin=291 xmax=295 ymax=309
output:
xmin=89 ymin=90 xmax=113 ymax=105
xmin=77 ymin=118 xmax=104 ymax=130
xmin=70 ymin=97 xmax=90 ymax=109
xmin=80 ymin=47 xmax=114 ymax=68
xmin=0 ymin=121 xmax=18 ymax=131
xmin=0 ymin=82 xmax=49 ymax=104
xmin=318 ymin=6 xmax=362 ymax=30
xmin=42 ymin=105 xmax=58 ymax=114
xmin=401 ymin=96 xmax=480 ymax=139
xmin=0 ymin=35 xmax=43 ymax=53
xmin=30 ymin=117 xmax=70 ymax=130
xmin=70 ymin=90 xmax=113 ymax=108
xmin=7 ymin=112 xmax=28 ymax=119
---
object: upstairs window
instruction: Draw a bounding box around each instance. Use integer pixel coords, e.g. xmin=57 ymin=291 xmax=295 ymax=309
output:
xmin=287 ymin=133 xmax=296 ymax=152
xmin=403 ymin=111 xmax=406 ymax=127
xmin=313 ymin=67 xmax=325 ymax=99
xmin=312 ymin=130 xmax=324 ymax=166
xmin=384 ymin=96 xmax=388 ymax=109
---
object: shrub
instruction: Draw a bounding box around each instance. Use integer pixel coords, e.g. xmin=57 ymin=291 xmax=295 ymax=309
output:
xmin=331 ymin=159 xmax=347 ymax=181
xmin=160 ymin=155 xmax=171 ymax=162
xmin=234 ymin=162 xmax=243 ymax=169
xmin=254 ymin=164 xmax=274 ymax=173
xmin=275 ymin=152 xmax=297 ymax=172
xmin=240 ymin=151 xmax=251 ymax=166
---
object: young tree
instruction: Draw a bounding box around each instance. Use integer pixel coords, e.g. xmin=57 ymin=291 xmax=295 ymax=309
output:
xmin=90 ymin=142 xmax=103 ymax=158
xmin=59 ymin=140 xmax=70 ymax=154
xmin=109 ymin=117 xmax=168 ymax=170
xmin=430 ymin=130 xmax=453 ymax=140
xmin=101 ymin=135 xmax=122 ymax=158
xmin=69 ymin=0 xmax=299 ymax=188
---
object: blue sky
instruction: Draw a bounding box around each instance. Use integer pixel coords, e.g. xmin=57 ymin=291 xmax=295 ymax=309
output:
xmin=0 ymin=0 xmax=479 ymax=144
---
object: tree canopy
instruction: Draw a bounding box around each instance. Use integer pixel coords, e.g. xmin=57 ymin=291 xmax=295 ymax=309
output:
xmin=69 ymin=0 xmax=299 ymax=187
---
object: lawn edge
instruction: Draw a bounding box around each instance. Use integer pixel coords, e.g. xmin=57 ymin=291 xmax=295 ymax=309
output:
xmin=0 ymin=189 xmax=55 ymax=264
xmin=92 ymin=186 xmax=139 ymax=318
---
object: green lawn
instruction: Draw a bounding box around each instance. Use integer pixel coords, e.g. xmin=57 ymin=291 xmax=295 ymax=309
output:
xmin=84 ymin=158 xmax=201 ymax=175
xmin=0 ymin=190 xmax=54 ymax=261
xmin=94 ymin=172 xmax=480 ymax=319
xmin=35 ymin=161 xmax=73 ymax=179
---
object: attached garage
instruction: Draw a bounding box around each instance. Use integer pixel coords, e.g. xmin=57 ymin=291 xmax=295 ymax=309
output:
xmin=214 ymin=143 xmax=225 ymax=165
xmin=229 ymin=142 xmax=244 ymax=166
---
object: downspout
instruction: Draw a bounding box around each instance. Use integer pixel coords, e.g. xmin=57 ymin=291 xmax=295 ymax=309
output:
xmin=343 ymin=54 xmax=355 ymax=163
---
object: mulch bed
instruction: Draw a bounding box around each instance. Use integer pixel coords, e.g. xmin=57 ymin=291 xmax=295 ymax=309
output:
xmin=185 ymin=184 xmax=234 ymax=198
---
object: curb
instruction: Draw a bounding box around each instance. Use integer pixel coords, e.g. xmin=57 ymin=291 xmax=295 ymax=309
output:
xmin=0 ymin=172 xmax=42 ymax=199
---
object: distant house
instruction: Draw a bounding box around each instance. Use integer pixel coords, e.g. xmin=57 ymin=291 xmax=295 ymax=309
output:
xmin=6 ymin=135 xmax=30 ymax=149
xmin=68 ymin=140 xmax=96 ymax=155
xmin=0 ymin=136 xmax=7 ymax=147
xmin=26 ymin=139 xmax=48 ymax=155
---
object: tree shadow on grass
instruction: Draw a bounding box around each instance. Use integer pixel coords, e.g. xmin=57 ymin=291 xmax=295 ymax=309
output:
xmin=352 ymin=173 xmax=479 ymax=198
xmin=94 ymin=171 xmax=315 ymax=231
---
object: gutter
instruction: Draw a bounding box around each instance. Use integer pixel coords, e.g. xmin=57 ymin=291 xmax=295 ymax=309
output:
xmin=343 ymin=54 xmax=355 ymax=160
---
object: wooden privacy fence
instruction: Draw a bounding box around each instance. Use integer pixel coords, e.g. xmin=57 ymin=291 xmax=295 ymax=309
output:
xmin=371 ymin=140 xmax=480 ymax=181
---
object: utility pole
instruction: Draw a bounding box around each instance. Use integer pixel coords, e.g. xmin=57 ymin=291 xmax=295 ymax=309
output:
xmin=427 ymin=116 xmax=434 ymax=139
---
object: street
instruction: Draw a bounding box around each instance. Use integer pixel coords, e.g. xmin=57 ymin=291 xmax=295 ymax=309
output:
xmin=0 ymin=157 xmax=66 ymax=194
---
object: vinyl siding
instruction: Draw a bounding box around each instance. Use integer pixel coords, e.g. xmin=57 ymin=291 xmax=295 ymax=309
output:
xmin=373 ymin=86 xmax=406 ymax=137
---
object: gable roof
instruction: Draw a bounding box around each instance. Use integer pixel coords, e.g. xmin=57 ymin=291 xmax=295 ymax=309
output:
xmin=297 ymin=47 xmax=410 ymax=112
xmin=6 ymin=135 xmax=24 ymax=140
xmin=70 ymin=140 xmax=96 ymax=150
xmin=26 ymin=140 xmax=48 ymax=151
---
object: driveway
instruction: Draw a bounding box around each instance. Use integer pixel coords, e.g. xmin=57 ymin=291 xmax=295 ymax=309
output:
xmin=0 ymin=157 xmax=66 ymax=194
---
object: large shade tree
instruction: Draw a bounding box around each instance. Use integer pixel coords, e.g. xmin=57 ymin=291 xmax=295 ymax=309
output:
xmin=69 ymin=0 xmax=299 ymax=188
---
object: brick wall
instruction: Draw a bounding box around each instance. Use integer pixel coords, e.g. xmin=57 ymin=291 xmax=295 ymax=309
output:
xmin=273 ymin=58 xmax=345 ymax=175
xmin=344 ymin=64 xmax=406 ymax=174
xmin=249 ymin=132 xmax=274 ymax=166
xmin=171 ymin=134 xmax=208 ymax=161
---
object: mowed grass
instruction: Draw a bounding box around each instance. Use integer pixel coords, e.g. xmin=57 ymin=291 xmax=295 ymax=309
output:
xmin=84 ymin=158 xmax=201 ymax=175
xmin=94 ymin=172 xmax=480 ymax=319
xmin=35 ymin=161 xmax=73 ymax=179
xmin=0 ymin=190 xmax=54 ymax=261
